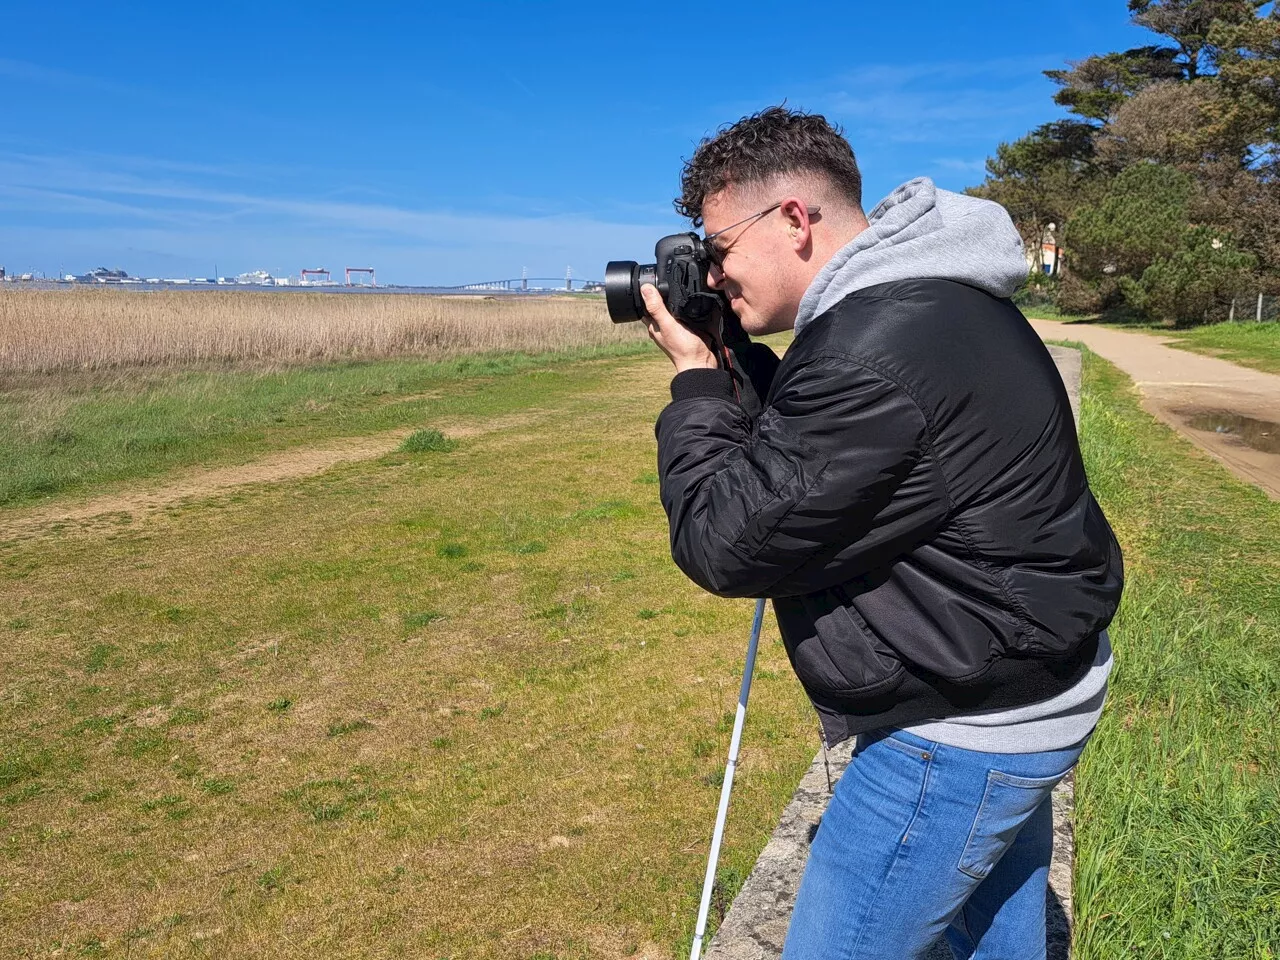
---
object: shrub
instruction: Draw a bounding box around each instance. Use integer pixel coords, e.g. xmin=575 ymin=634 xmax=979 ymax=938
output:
xmin=1119 ymin=227 xmax=1257 ymax=325
xmin=400 ymin=429 xmax=457 ymax=453
xmin=1055 ymin=272 xmax=1113 ymax=315
xmin=1013 ymin=270 xmax=1058 ymax=309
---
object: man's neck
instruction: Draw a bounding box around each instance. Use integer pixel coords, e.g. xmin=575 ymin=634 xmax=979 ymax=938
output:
xmin=800 ymin=216 xmax=869 ymax=294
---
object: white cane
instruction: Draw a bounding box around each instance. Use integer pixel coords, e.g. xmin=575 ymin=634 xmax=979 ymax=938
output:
xmin=689 ymin=597 xmax=767 ymax=960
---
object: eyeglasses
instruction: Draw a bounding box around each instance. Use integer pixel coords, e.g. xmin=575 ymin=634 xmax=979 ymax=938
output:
xmin=702 ymin=201 xmax=821 ymax=266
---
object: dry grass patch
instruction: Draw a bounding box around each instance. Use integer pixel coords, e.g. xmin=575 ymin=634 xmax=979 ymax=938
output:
xmin=0 ymin=288 xmax=638 ymax=372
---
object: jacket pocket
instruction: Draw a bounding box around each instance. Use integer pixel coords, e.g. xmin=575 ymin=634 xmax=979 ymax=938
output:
xmin=776 ymin=589 xmax=905 ymax=698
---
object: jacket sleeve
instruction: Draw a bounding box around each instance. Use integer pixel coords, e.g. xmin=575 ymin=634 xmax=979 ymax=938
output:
xmin=655 ymin=355 xmax=950 ymax=599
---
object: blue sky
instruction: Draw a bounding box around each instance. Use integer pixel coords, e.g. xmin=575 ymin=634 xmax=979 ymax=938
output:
xmin=1 ymin=1 xmax=1152 ymax=285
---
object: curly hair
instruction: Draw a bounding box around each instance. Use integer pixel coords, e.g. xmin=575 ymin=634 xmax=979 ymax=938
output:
xmin=676 ymin=106 xmax=863 ymax=227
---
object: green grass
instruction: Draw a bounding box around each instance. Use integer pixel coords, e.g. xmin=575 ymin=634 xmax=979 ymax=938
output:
xmin=1073 ymin=349 xmax=1280 ymax=959
xmin=1150 ymin=321 xmax=1280 ymax=376
xmin=0 ymin=347 xmax=816 ymax=959
xmin=1018 ymin=302 xmax=1091 ymax=322
xmin=399 ymin=428 xmax=458 ymax=453
xmin=0 ymin=341 xmax=648 ymax=508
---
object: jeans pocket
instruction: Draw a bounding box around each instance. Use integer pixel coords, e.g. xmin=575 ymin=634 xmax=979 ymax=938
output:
xmin=956 ymin=769 xmax=1066 ymax=881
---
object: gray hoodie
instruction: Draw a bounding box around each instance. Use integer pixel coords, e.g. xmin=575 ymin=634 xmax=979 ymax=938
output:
xmin=793 ymin=176 xmax=1028 ymax=336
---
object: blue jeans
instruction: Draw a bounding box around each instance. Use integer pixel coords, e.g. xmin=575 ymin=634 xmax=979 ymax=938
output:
xmin=782 ymin=728 xmax=1086 ymax=960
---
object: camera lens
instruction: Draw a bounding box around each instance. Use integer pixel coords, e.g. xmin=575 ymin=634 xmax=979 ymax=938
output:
xmin=604 ymin=261 xmax=657 ymax=323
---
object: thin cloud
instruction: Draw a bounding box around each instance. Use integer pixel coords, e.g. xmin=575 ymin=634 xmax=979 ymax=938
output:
xmin=931 ymin=158 xmax=990 ymax=174
xmin=0 ymin=149 xmax=670 ymax=239
xmin=0 ymin=57 xmax=143 ymax=99
xmin=833 ymin=55 xmax=1066 ymax=88
xmin=0 ymin=148 xmax=672 ymax=281
xmin=0 ymin=184 xmax=193 ymax=224
xmin=0 ymin=56 xmax=279 ymax=126
xmin=777 ymin=54 xmax=1066 ymax=146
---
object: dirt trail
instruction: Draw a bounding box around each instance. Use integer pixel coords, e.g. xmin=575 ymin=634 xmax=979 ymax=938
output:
xmin=0 ymin=411 xmax=549 ymax=541
xmin=0 ymin=351 xmax=672 ymax=543
xmin=1030 ymin=318 xmax=1280 ymax=499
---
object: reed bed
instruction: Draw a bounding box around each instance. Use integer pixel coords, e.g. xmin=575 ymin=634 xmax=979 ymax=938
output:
xmin=0 ymin=288 xmax=642 ymax=372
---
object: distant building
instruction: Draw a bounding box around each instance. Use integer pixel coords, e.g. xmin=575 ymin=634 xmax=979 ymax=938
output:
xmin=1024 ymin=226 xmax=1062 ymax=276
xmin=75 ymin=267 xmax=130 ymax=283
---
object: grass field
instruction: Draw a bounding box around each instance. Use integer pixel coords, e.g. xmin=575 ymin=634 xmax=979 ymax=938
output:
xmin=2 ymin=307 xmax=1277 ymax=957
xmin=1150 ymin=321 xmax=1280 ymax=376
xmin=0 ymin=346 xmax=817 ymax=960
xmin=0 ymin=288 xmax=649 ymax=509
xmin=0 ymin=343 xmax=649 ymax=508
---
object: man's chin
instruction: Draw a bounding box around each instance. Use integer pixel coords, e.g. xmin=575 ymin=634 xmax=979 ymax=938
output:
xmin=731 ymin=302 xmax=763 ymax=333
xmin=736 ymin=309 xmax=778 ymax=337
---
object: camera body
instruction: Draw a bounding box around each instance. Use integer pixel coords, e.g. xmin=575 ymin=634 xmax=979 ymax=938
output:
xmin=604 ymin=233 xmax=725 ymax=332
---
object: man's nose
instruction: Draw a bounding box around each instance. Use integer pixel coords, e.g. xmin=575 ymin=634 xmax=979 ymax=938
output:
xmin=707 ymin=261 xmax=725 ymax=289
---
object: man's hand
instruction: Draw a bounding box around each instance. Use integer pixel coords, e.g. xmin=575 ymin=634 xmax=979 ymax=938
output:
xmin=640 ymin=284 xmax=719 ymax=373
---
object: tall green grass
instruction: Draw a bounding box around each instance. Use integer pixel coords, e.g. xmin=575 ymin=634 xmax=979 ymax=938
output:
xmin=1073 ymin=350 xmax=1280 ymax=959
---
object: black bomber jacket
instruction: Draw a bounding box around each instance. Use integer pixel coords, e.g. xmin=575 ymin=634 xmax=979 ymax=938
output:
xmin=655 ymin=278 xmax=1124 ymax=745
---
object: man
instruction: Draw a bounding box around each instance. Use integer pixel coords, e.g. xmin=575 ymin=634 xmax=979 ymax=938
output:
xmin=640 ymin=107 xmax=1123 ymax=960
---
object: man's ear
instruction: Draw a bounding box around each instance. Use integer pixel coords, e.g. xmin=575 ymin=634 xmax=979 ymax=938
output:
xmin=780 ymin=197 xmax=812 ymax=251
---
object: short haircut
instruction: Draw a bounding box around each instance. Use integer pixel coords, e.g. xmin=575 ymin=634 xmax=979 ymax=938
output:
xmin=676 ymin=106 xmax=863 ymax=227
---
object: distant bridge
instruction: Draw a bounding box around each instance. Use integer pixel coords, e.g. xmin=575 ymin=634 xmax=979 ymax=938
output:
xmin=443 ymin=277 xmax=604 ymax=292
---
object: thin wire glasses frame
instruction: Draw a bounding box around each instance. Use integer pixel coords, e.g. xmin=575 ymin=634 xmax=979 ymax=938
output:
xmin=702 ymin=201 xmax=821 ymax=266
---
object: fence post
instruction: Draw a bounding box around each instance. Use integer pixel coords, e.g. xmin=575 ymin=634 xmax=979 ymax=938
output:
xmin=1258 ymin=292 xmax=1264 ymax=323
xmin=1229 ymin=298 xmax=1236 ymax=322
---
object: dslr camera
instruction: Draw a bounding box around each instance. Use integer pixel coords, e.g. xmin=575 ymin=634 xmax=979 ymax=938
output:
xmin=604 ymin=233 xmax=726 ymax=332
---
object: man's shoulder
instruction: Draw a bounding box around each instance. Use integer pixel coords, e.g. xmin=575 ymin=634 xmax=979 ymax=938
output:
xmin=790 ymin=279 xmax=1015 ymax=358
xmin=821 ymin=277 xmax=1017 ymax=331
xmin=777 ymin=278 xmax=1046 ymax=406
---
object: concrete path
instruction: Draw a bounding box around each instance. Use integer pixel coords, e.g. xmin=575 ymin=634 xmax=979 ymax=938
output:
xmin=1030 ymin=319 xmax=1280 ymax=499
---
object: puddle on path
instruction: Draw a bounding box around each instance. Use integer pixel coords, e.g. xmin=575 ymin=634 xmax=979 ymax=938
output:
xmin=1175 ymin=408 xmax=1280 ymax=455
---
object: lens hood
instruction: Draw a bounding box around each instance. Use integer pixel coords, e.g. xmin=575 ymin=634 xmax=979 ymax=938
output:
xmin=605 ymin=261 xmax=646 ymax=323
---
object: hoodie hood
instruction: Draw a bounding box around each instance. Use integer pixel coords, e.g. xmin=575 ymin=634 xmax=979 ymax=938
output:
xmin=793 ymin=177 xmax=1027 ymax=335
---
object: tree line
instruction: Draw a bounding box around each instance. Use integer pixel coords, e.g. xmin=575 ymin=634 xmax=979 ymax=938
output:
xmin=969 ymin=0 xmax=1280 ymax=324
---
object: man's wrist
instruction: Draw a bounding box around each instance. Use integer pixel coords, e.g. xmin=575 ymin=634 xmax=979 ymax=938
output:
xmin=673 ymin=354 xmax=719 ymax=374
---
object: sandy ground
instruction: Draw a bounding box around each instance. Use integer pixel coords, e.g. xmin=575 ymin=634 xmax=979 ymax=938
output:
xmin=1031 ymin=319 xmax=1280 ymax=500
